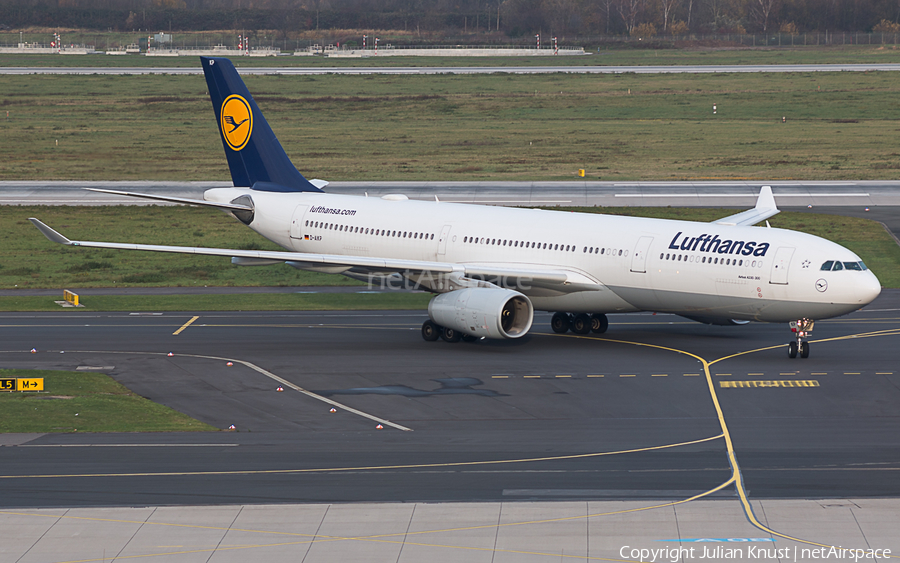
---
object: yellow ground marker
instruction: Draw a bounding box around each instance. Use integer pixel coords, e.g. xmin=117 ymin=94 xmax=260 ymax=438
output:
xmin=172 ymin=316 xmax=199 ymax=336
xmin=721 ymin=380 xmax=820 ymax=388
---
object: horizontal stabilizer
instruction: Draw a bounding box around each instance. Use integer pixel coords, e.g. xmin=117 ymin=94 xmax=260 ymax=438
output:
xmin=714 ymin=186 xmax=779 ymax=227
xmin=83 ymin=188 xmax=253 ymax=212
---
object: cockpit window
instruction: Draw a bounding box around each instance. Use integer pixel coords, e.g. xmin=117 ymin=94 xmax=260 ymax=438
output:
xmin=860 ymin=261 xmax=868 ymax=270
xmin=820 ymin=261 xmax=834 ymax=271
xmin=843 ymin=261 xmax=863 ymax=271
xmin=832 ymin=261 xmax=843 ymax=271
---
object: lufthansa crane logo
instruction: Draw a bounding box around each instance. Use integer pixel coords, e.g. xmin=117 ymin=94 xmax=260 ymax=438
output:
xmin=220 ymin=95 xmax=253 ymax=151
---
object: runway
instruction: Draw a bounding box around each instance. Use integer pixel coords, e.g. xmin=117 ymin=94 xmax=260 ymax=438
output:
xmin=3 ymin=63 xmax=900 ymax=75
xmin=4 ymin=180 xmax=900 ymax=207
xmin=1 ymin=290 xmax=899 ymax=508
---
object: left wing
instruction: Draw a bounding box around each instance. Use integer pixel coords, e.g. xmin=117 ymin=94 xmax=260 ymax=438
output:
xmin=713 ymin=185 xmax=779 ymax=227
xmin=30 ymin=219 xmax=600 ymax=294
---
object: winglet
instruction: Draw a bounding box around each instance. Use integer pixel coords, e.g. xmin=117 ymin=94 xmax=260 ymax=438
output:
xmin=29 ymin=218 xmax=73 ymax=245
xmin=756 ymin=185 xmax=776 ymax=211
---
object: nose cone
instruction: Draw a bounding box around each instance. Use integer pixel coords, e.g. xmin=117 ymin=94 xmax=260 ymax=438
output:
xmin=856 ymin=271 xmax=882 ymax=305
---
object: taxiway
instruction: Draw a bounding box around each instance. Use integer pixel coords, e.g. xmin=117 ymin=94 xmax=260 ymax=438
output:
xmin=1 ymin=290 xmax=898 ymax=508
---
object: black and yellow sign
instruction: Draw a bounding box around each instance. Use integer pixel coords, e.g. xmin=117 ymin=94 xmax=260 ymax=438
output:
xmin=220 ymin=94 xmax=253 ymax=151
xmin=1 ymin=378 xmax=44 ymax=392
xmin=17 ymin=378 xmax=44 ymax=391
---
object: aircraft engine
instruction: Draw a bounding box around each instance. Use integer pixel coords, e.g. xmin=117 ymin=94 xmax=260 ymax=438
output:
xmin=428 ymin=288 xmax=533 ymax=339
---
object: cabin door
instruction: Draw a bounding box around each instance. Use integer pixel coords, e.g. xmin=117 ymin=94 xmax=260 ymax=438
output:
xmin=289 ymin=204 xmax=309 ymax=239
xmin=630 ymin=236 xmax=654 ymax=273
xmin=437 ymin=225 xmax=452 ymax=256
xmin=769 ymin=246 xmax=795 ymax=285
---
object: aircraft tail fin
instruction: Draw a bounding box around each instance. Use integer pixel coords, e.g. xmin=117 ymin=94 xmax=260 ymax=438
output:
xmin=201 ymin=56 xmax=322 ymax=193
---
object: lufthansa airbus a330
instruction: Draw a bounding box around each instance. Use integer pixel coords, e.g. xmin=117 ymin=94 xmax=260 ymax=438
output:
xmin=30 ymin=56 xmax=881 ymax=358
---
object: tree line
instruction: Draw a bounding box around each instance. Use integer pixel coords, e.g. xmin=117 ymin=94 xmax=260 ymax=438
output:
xmin=1 ymin=0 xmax=899 ymax=38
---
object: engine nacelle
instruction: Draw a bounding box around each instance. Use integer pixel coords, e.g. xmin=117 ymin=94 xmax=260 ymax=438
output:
xmin=428 ymin=288 xmax=533 ymax=339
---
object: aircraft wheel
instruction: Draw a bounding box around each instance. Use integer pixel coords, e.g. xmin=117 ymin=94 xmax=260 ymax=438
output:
xmin=441 ymin=327 xmax=462 ymax=343
xmin=799 ymin=341 xmax=810 ymax=358
xmin=590 ymin=313 xmax=609 ymax=334
xmin=461 ymin=334 xmax=481 ymax=343
xmin=551 ymin=312 xmax=570 ymax=334
xmin=421 ymin=320 xmax=440 ymax=342
xmin=788 ymin=341 xmax=798 ymax=359
xmin=571 ymin=313 xmax=592 ymax=335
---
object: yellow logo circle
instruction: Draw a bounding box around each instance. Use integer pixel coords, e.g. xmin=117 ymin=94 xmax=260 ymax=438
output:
xmin=220 ymin=95 xmax=253 ymax=151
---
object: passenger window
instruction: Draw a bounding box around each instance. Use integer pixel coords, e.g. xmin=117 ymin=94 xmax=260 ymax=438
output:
xmin=821 ymin=261 xmax=834 ymax=271
xmin=843 ymin=261 xmax=862 ymax=271
xmin=832 ymin=261 xmax=843 ymax=271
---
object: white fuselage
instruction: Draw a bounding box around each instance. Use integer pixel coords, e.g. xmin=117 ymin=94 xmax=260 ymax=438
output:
xmin=206 ymin=188 xmax=882 ymax=323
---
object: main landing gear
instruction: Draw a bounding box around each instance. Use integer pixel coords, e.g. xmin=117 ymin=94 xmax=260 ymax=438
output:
xmin=787 ymin=319 xmax=814 ymax=359
xmin=421 ymin=320 xmax=481 ymax=343
xmin=551 ymin=312 xmax=609 ymax=335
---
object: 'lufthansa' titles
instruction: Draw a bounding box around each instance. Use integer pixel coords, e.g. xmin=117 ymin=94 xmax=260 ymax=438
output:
xmin=220 ymin=95 xmax=253 ymax=151
xmin=668 ymin=231 xmax=770 ymax=257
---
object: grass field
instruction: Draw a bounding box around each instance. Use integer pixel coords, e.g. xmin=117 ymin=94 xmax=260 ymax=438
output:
xmin=0 ymin=368 xmax=216 ymax=432
xmin=2 ymin=205 xmax=897 ymax=298
xmin=2 ymin=70 xmax=899 ymax=182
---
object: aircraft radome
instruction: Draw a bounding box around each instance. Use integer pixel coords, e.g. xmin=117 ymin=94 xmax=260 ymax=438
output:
xmin=31 ymin=56 xmax=881 ymax=359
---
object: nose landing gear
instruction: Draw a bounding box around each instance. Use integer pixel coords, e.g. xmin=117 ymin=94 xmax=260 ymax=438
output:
xmin=788 ymin=319 xmax=813 ymax=358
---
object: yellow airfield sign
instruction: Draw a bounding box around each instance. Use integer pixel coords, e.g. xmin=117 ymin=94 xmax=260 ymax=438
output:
xmin=17 ymin=378 xmax=44 ymax=391
xmin=0 ymin=378 xmax=44 ymax=392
